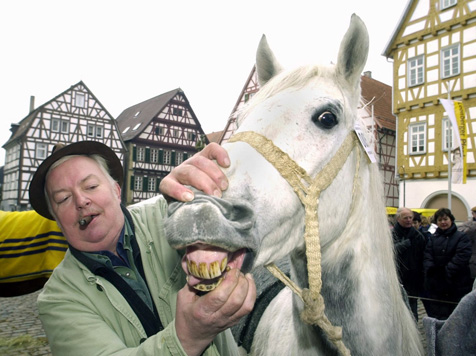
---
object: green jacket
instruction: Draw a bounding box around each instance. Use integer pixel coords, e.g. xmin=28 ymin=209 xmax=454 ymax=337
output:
xmin=38 ymin=196 xmax=239 ymax=355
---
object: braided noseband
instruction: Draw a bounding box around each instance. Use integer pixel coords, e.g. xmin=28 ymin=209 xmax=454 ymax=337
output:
xmin=228 ymin=130 xmax=361 ymax=356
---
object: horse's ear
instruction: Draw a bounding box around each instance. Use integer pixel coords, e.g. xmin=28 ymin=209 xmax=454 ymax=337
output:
xmin=256 ymin=34 xmax=283 ymax=86
xmin=336 ymin=14 xmax=369 ymax=90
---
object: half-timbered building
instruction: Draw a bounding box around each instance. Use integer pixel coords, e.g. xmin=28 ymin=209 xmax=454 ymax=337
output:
xmin=116 ymin=88 xmax=208 ymax=205
xmin=383 ymin=0 xmax=476 ymax=221
xmin=219 ymin=67 xmax=398 ymax=207
xmin=1 ymin=81 xmax=126 ymax=211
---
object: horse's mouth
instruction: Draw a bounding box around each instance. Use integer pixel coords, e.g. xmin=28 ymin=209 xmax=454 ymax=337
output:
xmin=182 ymin=243 xmax=247 ymax=292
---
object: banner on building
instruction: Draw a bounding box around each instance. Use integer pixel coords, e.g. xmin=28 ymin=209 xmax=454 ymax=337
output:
xmin=439 ymin=99 xmax=467 ymax=184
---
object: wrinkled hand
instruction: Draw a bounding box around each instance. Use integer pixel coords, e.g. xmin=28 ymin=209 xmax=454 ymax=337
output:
xmin=159 ymin=143 xmax=230 ymax=202
xmin=175 ymin=268 xmax=256 ymax=356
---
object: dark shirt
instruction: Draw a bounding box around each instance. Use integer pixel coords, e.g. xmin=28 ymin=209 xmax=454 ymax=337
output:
xmin=84 ymin=219 xmax=154 ymax=311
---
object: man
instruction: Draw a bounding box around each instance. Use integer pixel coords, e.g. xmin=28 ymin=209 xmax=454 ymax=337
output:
xmin=392 ymin=207 xmax=426 ymax=322
xmin=29 ymin=141 xmax=256 ymax=356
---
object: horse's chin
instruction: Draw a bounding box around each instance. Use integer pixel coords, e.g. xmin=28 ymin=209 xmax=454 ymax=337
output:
xmin=181 ymin=243 xmax=252 ymax=292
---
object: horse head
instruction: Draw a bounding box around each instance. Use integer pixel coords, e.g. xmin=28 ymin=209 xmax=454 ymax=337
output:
xmin=165 ymin=14 xmax=369 ymax=292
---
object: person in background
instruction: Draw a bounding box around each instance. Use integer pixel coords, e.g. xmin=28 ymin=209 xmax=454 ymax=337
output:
xmin=392 ymin=207 xmax=427 ymax=322
xmin=457 ymin=220 xmax=476 ymax=282
xmin=472 ymin=206 xmax=476 ymax=221
xmin=29 ymin=141 xmax=256 ymax=356
xmin=423 ymin=208 xmax=472 ymax=320
xmin=412 ymin=211 xmax=432 ymax=242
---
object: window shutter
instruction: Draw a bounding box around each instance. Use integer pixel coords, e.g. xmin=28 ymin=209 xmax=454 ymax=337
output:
xmin=171 ymin=151 xmax=176 ymax=166
xmin=183 ymin=152 xmax=188 ymax=161
xmin=132 ymin=146 xmax=137 ymax=161
xmin=145 ymin=148 xmax=150 ymax=163
xmin=143 ymin=177 xmax=148 ymax=192
xmin=159 ymin=149 xmax=164 ymax=164
xmin=130 ymin=176 xmax=135 ymax=190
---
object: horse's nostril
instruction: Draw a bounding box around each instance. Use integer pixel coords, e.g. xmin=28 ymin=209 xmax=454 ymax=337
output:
xmin=226 ymin=203 xmax=255 ymax=230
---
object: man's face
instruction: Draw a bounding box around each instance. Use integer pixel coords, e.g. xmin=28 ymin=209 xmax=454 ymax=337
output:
xmin=397 ymin=209 xmax=414 ymax=228
xmin=46 ymin=156 xmax=124 ymax=253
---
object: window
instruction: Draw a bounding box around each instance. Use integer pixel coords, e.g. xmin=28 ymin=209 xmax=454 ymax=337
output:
xmin=442 ymin=118 xmax=454 ymax=151
xmin=173 ymin=108 xmax=183 ymax=116
xmin=155 ymin=126 xmax=164 ymax=135
xmin=408 ymin=56 xmax=424 ymax=86
xmin=95 ymin=126 xmax=103 ymax=138
xmin=409 ymin=123 xmax=426 ymax=154
xmin=134 ymin=111 xmax=141 ymax=118
xmin=61 ymin=120 xmax=69 ymax=133
xmin=150 ymin=148 xmax=159 ymax=163
xmin=173 ymin=129 xmax=180 ymax=138
xmin=87 ymin=124 xmax=104 ymax=138
xmin=442 ymin=45 xmax=460 ymax=78
xmin=441 ymin=0 xmax=457 ymax=10
xmin=133 ymin=123 xmax=141 ymax=131
xmin=137 ymin=147 xmax=145 ymax=161
xmin=134 ymin=176 xmax=143 ymax=191
xmin=176 ymin=152 xmax=184 ymax=166
xmin=163 ymin=150 xmax=171 ymax=165
xmin=87 ymin=125 xmax=95 ymax=137
xmin=52 ymin=119 xmax=60 ymax=132
xmin=187 ymin=131 xmax=196 ymax=141
xmin=52 ymin=118 xmax=69 ymax=133
xmin=75 ymin=93 xmax=85 ymax=108
xmin=148 ymin=177 xmax=156 ymax=192
xmin=36 ymin=143 xmax=48 ymax=159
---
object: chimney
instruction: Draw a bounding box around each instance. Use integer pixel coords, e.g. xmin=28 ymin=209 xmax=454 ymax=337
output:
xmin=29 ymin=95 xmax=35 ymax=113
xmin=363 ymin=71 xmax=372 ymax=78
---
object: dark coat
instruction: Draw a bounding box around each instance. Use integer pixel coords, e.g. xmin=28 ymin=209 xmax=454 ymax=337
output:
xmin=423 ymin=224 xmax=473 ymax=301
xmin=392 ymin=223 xmax=426 ymax=295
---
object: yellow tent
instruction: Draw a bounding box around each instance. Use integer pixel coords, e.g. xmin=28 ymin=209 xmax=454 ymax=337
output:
xmin=386 ymin=207 xmax=437 ymax=218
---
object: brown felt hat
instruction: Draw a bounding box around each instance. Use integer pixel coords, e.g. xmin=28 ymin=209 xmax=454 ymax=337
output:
xmin=29 ymin=141 xmax=123 ymax=220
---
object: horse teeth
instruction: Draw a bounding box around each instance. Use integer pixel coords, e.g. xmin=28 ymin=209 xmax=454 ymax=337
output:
xmin=199 ymin=262 xmax=211 ymax=279
xmin=193 ymin=276 xmax=224 ymax=293
xmin=188 ymin=260 xmax=198 ymax=277
xmin=210 ymin=261 xmax=221 ymax=278
xmin=220 ymin=257 xmax=228 ymax=273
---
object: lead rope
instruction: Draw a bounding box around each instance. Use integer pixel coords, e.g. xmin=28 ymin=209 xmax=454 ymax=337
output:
xmin=228 ymin=131 xmax=360 ymax=356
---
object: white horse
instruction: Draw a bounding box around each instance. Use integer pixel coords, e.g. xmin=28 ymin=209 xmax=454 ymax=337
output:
xmin=166 ymin=14 xmax=424 ymax=356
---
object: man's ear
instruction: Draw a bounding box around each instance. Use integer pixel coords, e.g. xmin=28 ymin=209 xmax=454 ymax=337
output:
xmin=114 ymin=182 xmax=122 ymax=200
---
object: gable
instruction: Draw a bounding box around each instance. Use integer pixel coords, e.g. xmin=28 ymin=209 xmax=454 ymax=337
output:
xmin=383 ymin=0 xmax=476 ymax=59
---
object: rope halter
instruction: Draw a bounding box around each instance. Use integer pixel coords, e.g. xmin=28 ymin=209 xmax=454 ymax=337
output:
xmin=228 ymin=130 xmax=361 ymax=356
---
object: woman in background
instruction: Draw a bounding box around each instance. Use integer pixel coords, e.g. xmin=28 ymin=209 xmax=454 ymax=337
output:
xmin=423 ymin=208 xmax=472 ymax=319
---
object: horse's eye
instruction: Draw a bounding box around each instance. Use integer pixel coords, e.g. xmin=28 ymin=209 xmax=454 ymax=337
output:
xmin=312 ymin=111 xmax=338 ymax=129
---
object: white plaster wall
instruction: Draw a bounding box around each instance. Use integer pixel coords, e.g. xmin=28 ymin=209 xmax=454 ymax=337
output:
xmin=399 ymin=179 xmax=476 ymax=219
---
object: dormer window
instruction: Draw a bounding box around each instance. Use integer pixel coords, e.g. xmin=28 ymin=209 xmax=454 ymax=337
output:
xmin=75 ymin=93 xmax=85 ymax=108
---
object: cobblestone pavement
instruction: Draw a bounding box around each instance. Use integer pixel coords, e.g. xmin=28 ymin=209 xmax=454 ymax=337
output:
xmin=0 ymin=289 xmax=428 ymax=355
xmin=0 ymin=289 xmax=51 ymax=356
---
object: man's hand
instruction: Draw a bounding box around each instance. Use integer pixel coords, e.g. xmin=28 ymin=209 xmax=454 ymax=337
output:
xmin=175 ymin=268 xmax=256 ymax=356
xmin=159 ymin=143 xmax=230 ymax=202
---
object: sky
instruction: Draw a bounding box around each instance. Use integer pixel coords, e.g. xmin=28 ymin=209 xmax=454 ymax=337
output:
xmin=0 ymin=0 xmax=409 ymax=167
